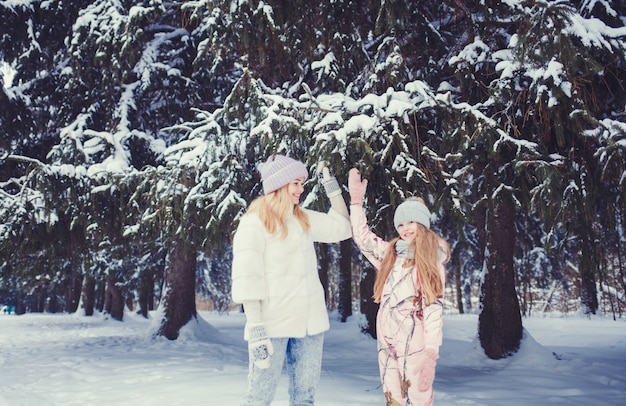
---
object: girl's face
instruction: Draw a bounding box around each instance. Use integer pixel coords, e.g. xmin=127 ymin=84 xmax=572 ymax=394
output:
xmin=286 ymin=177 xmax=305 ymax=205
xmin=396 ymin=221 xmax=419 ymax=242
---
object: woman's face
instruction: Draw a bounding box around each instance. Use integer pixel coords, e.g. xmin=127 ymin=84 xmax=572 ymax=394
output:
xmin=396 ymin=221 xmax=419 ymax=242
xmin=286 ymin=177 xmax=306 ymax=205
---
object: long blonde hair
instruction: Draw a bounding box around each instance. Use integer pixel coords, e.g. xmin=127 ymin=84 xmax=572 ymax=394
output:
xmin=373 ymin=223 xmax=449 ymax=305
xmin=245 ymin=184 xmax=310 ymax=238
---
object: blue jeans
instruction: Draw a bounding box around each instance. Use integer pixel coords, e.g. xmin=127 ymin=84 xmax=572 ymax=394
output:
xmin=242 ymin=333 xmax=325 ymax=406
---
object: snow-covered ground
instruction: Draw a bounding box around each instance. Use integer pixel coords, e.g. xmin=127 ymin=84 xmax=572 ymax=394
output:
xmin=0 ymin=310 xmax=624 ymax=405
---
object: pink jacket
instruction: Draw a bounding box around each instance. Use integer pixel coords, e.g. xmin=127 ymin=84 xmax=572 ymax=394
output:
xmin=350 ymin=205 xmax=446 ymax=352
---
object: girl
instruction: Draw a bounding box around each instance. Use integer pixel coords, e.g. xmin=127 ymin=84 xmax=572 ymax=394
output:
xmin=231 ymin=154 xmax=352 ymax=406
xmin=348 ymin=168 xmax=449 ymax=406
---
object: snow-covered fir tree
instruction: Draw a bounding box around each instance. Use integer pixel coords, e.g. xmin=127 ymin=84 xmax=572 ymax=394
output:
xmin=1 ymin=1 xmax=625 ymax=356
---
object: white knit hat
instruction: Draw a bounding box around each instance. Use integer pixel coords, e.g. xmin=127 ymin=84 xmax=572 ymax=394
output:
xmin=393 ymin=198 xmax=431 ymax=229
xmin=259 ymin=155 xmax=308 ymax=195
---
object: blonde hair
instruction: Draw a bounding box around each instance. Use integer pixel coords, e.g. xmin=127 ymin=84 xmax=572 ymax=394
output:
xmin=373 ymin=223 xmax=450 ymax=305
xmin=245 ymin=184 xmax=310 ymax=238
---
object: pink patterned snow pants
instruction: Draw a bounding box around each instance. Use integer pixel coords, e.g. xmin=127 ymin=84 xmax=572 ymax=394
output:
xmin=377 ymin=300 xmax=434 ymax=406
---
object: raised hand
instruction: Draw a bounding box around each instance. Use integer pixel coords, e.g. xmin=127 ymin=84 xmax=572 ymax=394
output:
xmin=348 ymin=168 xmax=367 ymax=205
xmin=317 ymin=161 xmax=342 ymax=198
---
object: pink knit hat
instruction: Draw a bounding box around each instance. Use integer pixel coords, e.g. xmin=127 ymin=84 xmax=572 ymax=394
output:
xmin=259 ymin=155 xmax=308 ymax=194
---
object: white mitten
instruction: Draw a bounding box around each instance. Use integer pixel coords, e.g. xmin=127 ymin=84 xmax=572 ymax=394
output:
xmin=247 ymin=322 xmax=274 ymax=369
xmin=317 ymin=161 xmax=342 ymax=197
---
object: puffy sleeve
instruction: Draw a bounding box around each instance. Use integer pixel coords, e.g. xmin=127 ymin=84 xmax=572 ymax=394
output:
xmin=423 ymin=298 xmax=443 ymax=352
xmin=305 ymin=208 xmax=352 ymax=243
xmin=349 ymin=204 xmax=390 ymax=271
xmin=231 ymin=215 xmax=267 ymax=303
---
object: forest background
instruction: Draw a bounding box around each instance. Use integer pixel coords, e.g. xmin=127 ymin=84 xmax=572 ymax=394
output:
xmin=1 ymin=0 xmax=625 ymax=360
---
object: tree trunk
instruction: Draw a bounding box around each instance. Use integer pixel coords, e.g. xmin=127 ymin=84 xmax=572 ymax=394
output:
xmin=82 ymin=275 xmax=96 ymax=316
xmin=359 ymin=260 xmax=378 ymax=339
xmin=138 ymin=268 xmax=155 ymax=318
xmin=104 ymin=271 xmax=125 ymax=321
xmin=96 ymin=278 xmax=106 ymax=312
xmin=478 ymin=193 xmax=523 ymax=359
xmin=464 ymin=281 xmax=472 ymax=313
xmin=450 ymin=243 xmax=464 ymax=313
xmin=579 ymin=239 xmax=599 ymax=315
xmin=338 ymin=239 xmax=352 ymax=322
xmin=472 ymin=199 xmax=488 ymax=314
xmin=317 ymin=244 xmax=330 ymax=304
xmin=48 ymin=293 xmax=58 ymax=313
xmin=155 ymin=238 xmax=197 ymax=340
xmin=34 ymin=286 xmax=46 ymax=312
xmin=66 ymin=274 xmax=83 ymax=313
xmin=15 ymin=291 xmax=26 ymax=315
xmin=618 ymin=242 xmax=626 ymax=306
xmin=125 ymin=295 xmax=135 ymax=312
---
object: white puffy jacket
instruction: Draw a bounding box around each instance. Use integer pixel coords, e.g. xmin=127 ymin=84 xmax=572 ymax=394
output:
xmin=232 ymin=208 xmax=352 ymax=339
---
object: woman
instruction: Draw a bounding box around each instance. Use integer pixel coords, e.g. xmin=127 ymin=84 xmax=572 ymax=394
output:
xmin=231 ymin=154 xmax=352 ymax=406
xmin=348 ymin=168 xmax=449 ymax=406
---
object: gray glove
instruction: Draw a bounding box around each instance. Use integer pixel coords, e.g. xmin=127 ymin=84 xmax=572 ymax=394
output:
xmin=317 ymin=161 xmax=341 ymax=197
xmin=247 ymin=322 xmax=274 ymax=369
